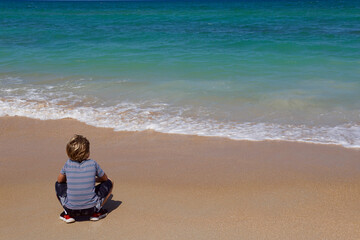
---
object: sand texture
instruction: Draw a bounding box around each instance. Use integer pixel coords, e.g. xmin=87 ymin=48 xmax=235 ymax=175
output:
xmin=0 ymin=116 xmax=359 ymax=239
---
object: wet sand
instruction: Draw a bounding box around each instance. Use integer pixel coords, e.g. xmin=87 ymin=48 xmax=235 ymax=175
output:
xmin=0 ymin=116 xmax=359 ymax=239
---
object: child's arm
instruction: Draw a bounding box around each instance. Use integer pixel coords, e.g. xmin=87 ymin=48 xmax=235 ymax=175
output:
xmin=57 ymin=173 xmax=66 ymax=183
xmin=96 ymin=173 xmax=109 ymax=183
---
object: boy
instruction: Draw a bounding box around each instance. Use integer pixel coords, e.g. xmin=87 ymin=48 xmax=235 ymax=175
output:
xmin=55 ymin=134 xmax=113 ymax=223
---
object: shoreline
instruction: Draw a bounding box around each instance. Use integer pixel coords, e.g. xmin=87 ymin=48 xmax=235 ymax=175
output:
xmin=0 ymin=116 xmax=359 ymax=239
xmin=1 ymin=111 xmax=359 ymax=149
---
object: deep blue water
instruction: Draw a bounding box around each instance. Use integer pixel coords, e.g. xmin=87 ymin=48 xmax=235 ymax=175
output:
xmin=1 ymin=0 xmax=359 ymax=147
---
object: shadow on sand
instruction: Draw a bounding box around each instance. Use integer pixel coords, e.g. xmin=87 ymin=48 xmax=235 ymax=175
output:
xmin=103 ymin=194 xmax=122 ymax=214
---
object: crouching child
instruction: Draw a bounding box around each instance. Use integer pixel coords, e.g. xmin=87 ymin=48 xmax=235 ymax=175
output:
xmin=55 ymin=134 xmax=113 ymax=223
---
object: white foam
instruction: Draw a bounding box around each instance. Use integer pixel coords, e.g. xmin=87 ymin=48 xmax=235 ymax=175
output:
xmin=0 ymin=92 xmax=359 ymax=149
xmin=1 ymin=80 xmax=359 ymax=149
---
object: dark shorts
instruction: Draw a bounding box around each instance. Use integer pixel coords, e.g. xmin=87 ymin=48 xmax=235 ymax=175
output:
xmin=55 ymin=180 xmax=112 ymax=216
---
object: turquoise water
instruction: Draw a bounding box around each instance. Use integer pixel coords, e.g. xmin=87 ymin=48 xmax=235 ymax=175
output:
xmin=1 ymin=0 xmax=360 ymax=147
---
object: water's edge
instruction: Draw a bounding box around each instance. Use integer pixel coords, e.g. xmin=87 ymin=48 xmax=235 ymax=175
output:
xmin=1 ymin=99 xmax=359 ymax=149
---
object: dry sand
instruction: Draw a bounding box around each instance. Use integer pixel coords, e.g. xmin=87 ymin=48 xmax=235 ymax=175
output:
xmin=0 ymin=116 xmax=359 ymax=239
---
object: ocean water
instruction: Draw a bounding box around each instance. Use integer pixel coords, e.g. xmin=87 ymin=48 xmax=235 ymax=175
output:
xmin=1 ymin=0 xmax=359 ymax=148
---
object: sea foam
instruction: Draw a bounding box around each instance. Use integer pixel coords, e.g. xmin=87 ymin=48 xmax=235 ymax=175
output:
xmin=0 ymin=86 xmax=359 ymax=149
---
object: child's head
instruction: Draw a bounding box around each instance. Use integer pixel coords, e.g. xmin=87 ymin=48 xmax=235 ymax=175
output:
xmin=66 ymin=134 xmax=90 ymax=162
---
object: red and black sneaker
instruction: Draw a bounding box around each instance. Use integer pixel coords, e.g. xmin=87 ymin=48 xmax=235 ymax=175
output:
xmin=90 ymin=209 xmax=108 ymax=221
xmin=59 ymin=211 xmax=75 ymax=223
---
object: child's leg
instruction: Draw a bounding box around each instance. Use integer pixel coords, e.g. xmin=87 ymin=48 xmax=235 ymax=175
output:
xmin=95 ymin=179 xmax=113 ymax=209
xmin=55 ymin=182 xmax=67 ymax=207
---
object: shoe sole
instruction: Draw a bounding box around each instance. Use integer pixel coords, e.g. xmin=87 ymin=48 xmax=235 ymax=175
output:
xmin=59 ymin=216 xmax=75 ymax=223
xmin=90 ymin=213 xmax=107 ymax=221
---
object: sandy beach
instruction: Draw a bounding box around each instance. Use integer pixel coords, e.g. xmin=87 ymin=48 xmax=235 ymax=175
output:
xmin=2 ymin=1 xmax=360 ymax=239
xmin=0 ymin=116 xmax=359 ymax=239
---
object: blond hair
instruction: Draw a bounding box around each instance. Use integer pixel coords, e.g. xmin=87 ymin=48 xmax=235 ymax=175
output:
xmin=66 ymin=135 xmax=90 ymax=162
